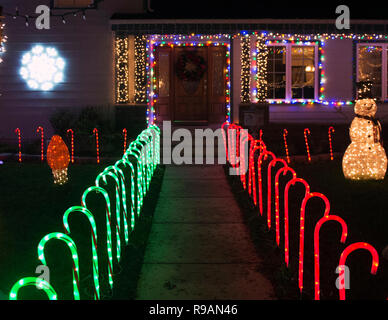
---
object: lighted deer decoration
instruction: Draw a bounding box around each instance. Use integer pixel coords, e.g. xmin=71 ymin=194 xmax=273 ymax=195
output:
xmin=267 ymin=158 xmax=288 ymax=229
xmin=338 ymin=242 xmax=379 ymax=300
xmin=314 ymin=215 xmax=348 ymax=300
xmin=274 ymin=166 xmax=297 ymax=246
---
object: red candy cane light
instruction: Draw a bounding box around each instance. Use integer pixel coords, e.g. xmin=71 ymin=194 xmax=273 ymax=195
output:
xmin=66 ymin=129 xmax=74 ymax=164
xmin=15 ymin=128 xmax=22 ymax=163
xmin=338 ymin=242 xmax=379 ymax=300
xmin=298 ymin=192 xmax=331 ymax=292
xmin=304 ymin=128 xmax=311 ymax=162
xmin=93 ymin=128 xmax=100 ymax=164
xmin=267 ymin=158 xmax=287 ymax=229
xmin=257 ymin=150 xmax=276 ymax=212
xmin=283 ymin=129 xmax=290 ymax=164
xmin=274 ymin=166 xmax=296 ymax=246
xmin=36 ymin=126 xmax=44 ymax=161
xmin=314 ymin=215 xmax=348 ymax=300
xmin=122 ymin=128 xmax=127 ymax=155
xmin=328 ymin=126 xmax=335 ymax=161
xmin=283 ymin=178 xmax=310 ymax=268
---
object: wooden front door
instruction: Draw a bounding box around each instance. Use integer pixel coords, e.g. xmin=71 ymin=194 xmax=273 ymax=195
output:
xmin=155 ymin=45 xmax=227 ymax=124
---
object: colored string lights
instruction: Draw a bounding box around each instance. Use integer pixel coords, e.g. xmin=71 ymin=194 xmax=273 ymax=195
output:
xmin=15 ymin=128 xmax=22 ymax=163
xmin=93 ymin=128 xmax=100 ymax=164
xmin=9 ymin=126 xmax=160 ymax=300
xmin=148 ymin=34 xmax=231 ymax=125
xmin=304 ymin=128 xmax=311 ymax=162
xmin=66 ymin=129 xmax=74 ymax=164
xmin=328 ymin=126 xmax=335 ymax=161
xmin=36 ymin=126 xmax=44 ymax=161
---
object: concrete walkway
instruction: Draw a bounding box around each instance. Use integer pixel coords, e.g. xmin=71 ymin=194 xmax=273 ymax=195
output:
xmin=136 ymin=165 xmax=275 ymax=300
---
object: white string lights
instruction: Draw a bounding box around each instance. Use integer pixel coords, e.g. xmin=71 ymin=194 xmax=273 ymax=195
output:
xmin=115 ymin=35 xmax=129 ymax=104
xmin=240 ymin=34 xmax=251 ymax=103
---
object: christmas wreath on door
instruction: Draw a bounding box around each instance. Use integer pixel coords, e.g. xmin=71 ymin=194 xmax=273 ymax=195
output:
xmin=176 ymin=51 xmax=207 ymax=82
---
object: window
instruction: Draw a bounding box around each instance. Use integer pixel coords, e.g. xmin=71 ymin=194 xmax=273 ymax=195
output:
xmin=267 ymin=44 xmax=318 ymax=102
xmin=52 ymin=0 xmax=95 ymax=9
xmin=357 ymin=44 xmax=387 ymax=100
xmin=267 ymin=46 xmax=286 ymax=99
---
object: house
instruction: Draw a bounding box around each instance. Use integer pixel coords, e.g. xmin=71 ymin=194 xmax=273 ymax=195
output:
xmin=1 ymin=0 xmax=388 ymax=142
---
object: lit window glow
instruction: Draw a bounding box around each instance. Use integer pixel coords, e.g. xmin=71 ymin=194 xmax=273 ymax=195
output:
xmin=20 ymin=45 xmax=65 ymax=91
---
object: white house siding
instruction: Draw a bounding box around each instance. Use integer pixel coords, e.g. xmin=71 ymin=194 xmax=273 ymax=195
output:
xmin=0 ymin=0 xmax=143 ymax=141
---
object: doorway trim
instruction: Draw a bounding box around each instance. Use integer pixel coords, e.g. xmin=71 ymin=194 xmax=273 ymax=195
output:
xmin=147 ymin=34 xmax=231 ymax=126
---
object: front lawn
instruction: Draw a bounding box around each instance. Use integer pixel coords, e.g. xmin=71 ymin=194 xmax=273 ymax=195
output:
xmin=226 ymin=158 xmax=388 ymax=300
xmin=0 ymin=162 xmax=164 ymax=300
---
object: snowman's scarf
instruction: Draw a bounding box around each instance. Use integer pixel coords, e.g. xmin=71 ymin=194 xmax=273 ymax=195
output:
xmin=355 ymin=114 xmax=383 ymax=146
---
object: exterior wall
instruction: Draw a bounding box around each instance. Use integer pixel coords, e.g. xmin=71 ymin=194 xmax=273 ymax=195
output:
xmin=322 ymin=38 xmax=354 ymax=101
xmin=0 ymin=0 xmax=144 ymax=141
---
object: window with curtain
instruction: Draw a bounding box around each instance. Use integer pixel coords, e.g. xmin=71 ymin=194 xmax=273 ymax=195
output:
xmin=357 ymin=45 xmax=383 ymax=100
xmin=267 ymin=46 xmax=286 ymax=99
xmin=291 ymin=46 xmax=315 ymax=99
xmin=267 ymin=44 xmax=317 ymax=101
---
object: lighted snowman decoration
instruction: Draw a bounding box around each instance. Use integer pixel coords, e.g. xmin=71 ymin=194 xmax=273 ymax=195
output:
xmin=342 ymin=98 xmax=387 ymax=180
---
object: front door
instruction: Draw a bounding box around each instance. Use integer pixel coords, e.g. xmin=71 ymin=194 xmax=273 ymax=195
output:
xmin=155 ymin=44 xmax=227 ymax=124
xmin=173 ymin=47 xmax=208 ymax=123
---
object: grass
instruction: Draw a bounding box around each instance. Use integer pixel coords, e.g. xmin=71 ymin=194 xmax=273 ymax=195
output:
xmin=225 ymin=159 xmax=388 ymax=300
xmin=0 ymin=162 xmax=165 ymax=300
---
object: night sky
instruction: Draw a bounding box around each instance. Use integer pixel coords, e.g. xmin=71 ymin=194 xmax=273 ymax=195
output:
xmin=145 ymin=1 xmax=387 ymax=19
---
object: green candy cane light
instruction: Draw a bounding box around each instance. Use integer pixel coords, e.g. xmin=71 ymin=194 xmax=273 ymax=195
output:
xmin=9 ymin=277 xmax=57 ymax=300
xmin=37 ymin=232 xmax=80 ymax=300
xmin=96 ymin=170 xmax=122 ymax=262
xmin=63 ymin=206 xmax=100 ymax=300
xmin=82 ymin=186 xmax=114 ymax=289
xmin=9 ymin=126 xmax=160 ymax=300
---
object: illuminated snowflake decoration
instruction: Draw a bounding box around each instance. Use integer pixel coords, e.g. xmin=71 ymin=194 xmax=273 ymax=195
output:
xmin=20 ymin=45 xmax=65 ymax=91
